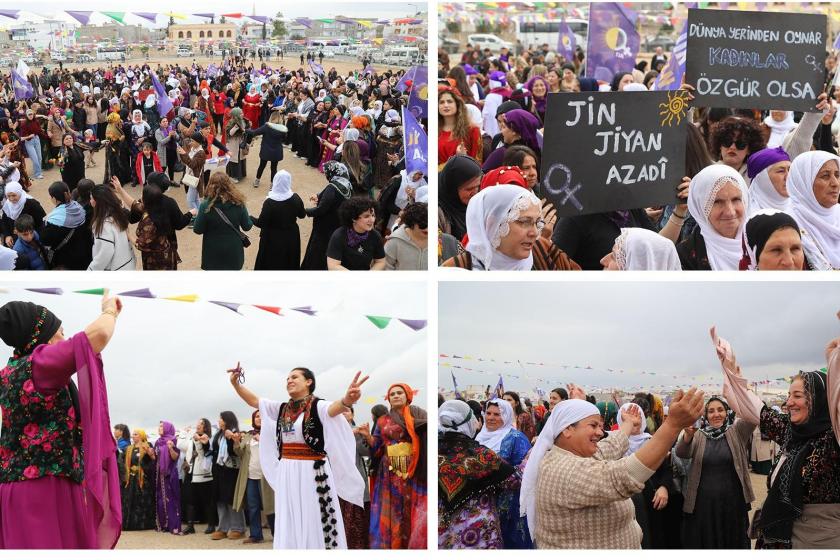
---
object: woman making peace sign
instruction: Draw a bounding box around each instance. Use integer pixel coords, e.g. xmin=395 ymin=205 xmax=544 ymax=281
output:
xmin=229 ymin=365 xmax=368 ymax=549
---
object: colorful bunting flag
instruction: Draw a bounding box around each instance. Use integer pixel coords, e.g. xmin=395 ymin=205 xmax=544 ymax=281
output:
xmin=118 ymin=288 xmax=154 ymax=298
xmin=133 ymin=12 xmax=159 ymax=24
xmin=25 ymin=288 xmax=63 ymax=295
xmin=164 ymin=295 xmax=199 ymax=303
xmin=102 ymin=12 xmax=126 ymax=24
xmin=398 ymin=319 xmax=426 ymax=331
xmin=254 ymin=305 xmax=281 ymax=315
xmin=74 ymin=288 xmax=106 ymax=295
xmin=209 ymin=301 xmax=242 ymax=314
xmin=292 ymin=306 xmax=317 ymax=316
xmin=66 ymin=11 xmax=93 ymax=25
xmin=366 ymin=315 xmax=392 ymax=329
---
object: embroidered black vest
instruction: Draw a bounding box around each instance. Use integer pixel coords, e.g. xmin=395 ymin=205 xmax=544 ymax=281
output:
xmin=0 ymin=356 xmax=84 ymax=483
xmin=276 ymin=397 xmax=326 ymax=459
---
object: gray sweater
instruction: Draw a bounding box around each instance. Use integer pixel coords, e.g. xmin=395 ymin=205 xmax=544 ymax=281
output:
xmin=384 ymin=225 xmax=427 ymax=270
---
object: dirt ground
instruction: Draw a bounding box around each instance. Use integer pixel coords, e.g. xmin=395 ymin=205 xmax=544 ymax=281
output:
xmin=23 ymin=55 xmax=406 ymax=270
xmin=116 ymin=523 xmax=272 ymax=549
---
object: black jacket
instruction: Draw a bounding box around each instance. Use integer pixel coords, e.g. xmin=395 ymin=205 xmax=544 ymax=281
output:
xmin=246 ymin=123 xmax=286 ymax=162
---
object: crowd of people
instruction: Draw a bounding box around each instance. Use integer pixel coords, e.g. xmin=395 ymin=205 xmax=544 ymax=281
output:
xmin=438 ymin=27 xmax=840 ymax=270
xmin=438 ymin=329 xmax=840 ymax=549
xmin=0 ymin=295 xmax=428 ymax=549
xmin=0 ymin=56 xmax=428 ymax=270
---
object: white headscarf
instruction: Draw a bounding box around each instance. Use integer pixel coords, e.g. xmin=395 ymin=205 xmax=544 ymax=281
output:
xmin=144 ymin=94 xmax=156 ymax=109
xmin=763 ymin=111 xmax=796 ymax=148
xmin=475 ymin=398 xmax=515 ymax=453
xmin=787 ymin=150 xmax=840 ymax=269
xmin=465 ymin=184 xmax=542 ymax=271
xmin=0 ymin=245 xmax=17 ymax=270
xmin=687 ymin=164 xmax=749 ymax=270
xmin=749 ymin=166 xmax=792 ymax=215
xmin=613 ymin=227 xmax=681 ymax=270
xmin=466 ymin=104 xmax=483 ymax=130
xmin=268 ymin=170 xmax=293 ymax=202
xmin=613 ymin=403 xmax=651 ymax=456
xmin=439 ymin=400 xmax=478 ymax=438
xmin=395 ymin=170 xmax=427 ymax=210
xmin=385 ymin=109 xmax=400 ymax=124
xmin=1 ymin=182 xmax=34 ymax=221
xmin=520 ymin=399 xmax=601 ymax=540
xmin=349 ymin=106 xmax=364 ymax=118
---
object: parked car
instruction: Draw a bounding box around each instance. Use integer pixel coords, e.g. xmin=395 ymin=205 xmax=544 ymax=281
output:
xmin=467 ymin=33 xmax=514 ymax=52
xmin=75 ymin=54 xmax=94 ymax=64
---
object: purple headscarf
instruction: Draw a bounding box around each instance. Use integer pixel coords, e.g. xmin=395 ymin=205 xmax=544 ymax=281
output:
xmin=525 ymin=75 xmax=550 ymax=115
xmin=356 ymin=139 xmax=371 ymax=164
xmin=154 ymin=421 xmax=178 ymax=476
xmin=746 ymin=146 xmax=790 ymax=180
xmin=503 ymin=109 xmax=542 ymax=153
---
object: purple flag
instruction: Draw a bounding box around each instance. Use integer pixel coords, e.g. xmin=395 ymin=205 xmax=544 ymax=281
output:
xmin=363 ymin=65 xmax=375 ymax=76
xmin=399 ymin=319 xmax=427 ymax=331
xmin=133 ymin=12 xmax=158 ymax=24
xmin=249 ymin=15 xmax=270 ymax=24
xmin=25 ymin=288 xmax=63 ymax=295
xmin=335 ymin=16 xmax=356 ymax=25
xmin=0 ymin=10 xmax=20 ymax=19
xmin=652 ymin=19 xmax=687 ymax=91
xmin=834 ymin=31 xmax=840 ymax=51
xmin=209 ymin=301 xmax=243 ymax=314
xmin=405 ymin=66 xmax=427 ymax=119
xmin=193 ymin=13 xmax=215 ymax=19
xmin=402 ymin=108 xmax=427 ymax=176
xmin=150 ymin=71 xmax=173 ymax=118
xmin=556 ymin=18 xmax=576 ymax=62
xmin=295 ymin=18 xmax=313 ymax=29
xmin=11 ymin=68 xmax=33 ymax=101
xmin=309 ymin=61 xmax=324 ymax=75
xmin=118 ymin=288 xmax=154 ymax=298
xmin=395 ymin=66 xmax=416 ymax=93
xmin=66 ymin=11 xmax=93 ymax=25
xmin=585 ymin=2 xmax=641 ymax=83
xmin=292 ymin=306 xmax=317 ymax=316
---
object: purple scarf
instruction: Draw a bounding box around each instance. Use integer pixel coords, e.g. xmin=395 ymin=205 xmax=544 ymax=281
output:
xmin=503 ymin=109 xmax=542 ymax=153
xmin=347 ymin=227 xmax=370 ymax=249
xmin=154 ymin=421 xmax=178 ymax=477
xmin=524 ymin=76 xmax=549 ymax=115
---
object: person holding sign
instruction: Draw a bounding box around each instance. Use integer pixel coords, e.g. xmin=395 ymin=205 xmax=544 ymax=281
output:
xmin=710 ymin=326 xmax=840 ymax=549
xmin=787 ymin=151 xmax=840 ymax=270
xmin=228 ymin=365 xmax=367 ymax=549
xmin=677 ymin=164 xmax=748 ymax=270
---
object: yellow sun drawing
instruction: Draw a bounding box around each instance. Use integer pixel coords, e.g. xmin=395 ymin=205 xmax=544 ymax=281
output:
xmin=659 ymin=90 xmax=690 ymax=127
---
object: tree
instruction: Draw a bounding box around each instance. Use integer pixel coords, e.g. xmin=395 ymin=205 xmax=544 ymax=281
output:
xmin=272 ymin=11 xmax=288 ymax=38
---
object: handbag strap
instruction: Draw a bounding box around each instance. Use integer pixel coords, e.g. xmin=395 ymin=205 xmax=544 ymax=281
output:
xmin=53 ymin=227 xmax=76 ymax=253
xmin=213 ymin=205 xmax=247 ymax=241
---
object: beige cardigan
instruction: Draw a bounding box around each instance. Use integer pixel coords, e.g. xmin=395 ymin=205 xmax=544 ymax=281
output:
xmin=232 ymin=432 xmax=275 ymax=515
xmin=675 ymin=418 xmax=755 ymax=514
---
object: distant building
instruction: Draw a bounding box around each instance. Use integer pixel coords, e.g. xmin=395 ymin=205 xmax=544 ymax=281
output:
xmin=168 ymin=23 xmax=238 ymax=43
xmin=240 ymin=21 xmax=268 ymax=41
xmin=383 ymin=12 xmax=428 ymax=41
xmin=8 ymin=20 xmax=77 ymax=50
xmin=76 ymin=23 xmax=159 ymax=45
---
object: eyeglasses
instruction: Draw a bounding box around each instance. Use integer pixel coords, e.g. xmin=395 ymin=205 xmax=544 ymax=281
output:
xmin=513 ymin=218 xmax=546 ymax=231
xmin=722 ymin=137 xmax=747 ymax=150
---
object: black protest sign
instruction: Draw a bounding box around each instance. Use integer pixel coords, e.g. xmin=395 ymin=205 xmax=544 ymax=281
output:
xmin=540 ymin=91 xmax=686 ymax=218
xmin=685 ymin=8 xmax=826 ymax=112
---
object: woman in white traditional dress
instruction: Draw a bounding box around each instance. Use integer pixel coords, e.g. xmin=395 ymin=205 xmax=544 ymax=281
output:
xmin=227 ymin=363 xmax=367 ymax=549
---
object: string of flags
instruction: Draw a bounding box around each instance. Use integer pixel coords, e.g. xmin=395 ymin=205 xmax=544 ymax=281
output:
xmin=10 ymin=288 xmax=425 ymax=332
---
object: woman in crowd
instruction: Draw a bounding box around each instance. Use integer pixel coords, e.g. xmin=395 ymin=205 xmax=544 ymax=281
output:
xmin=503 ymin=391 xmax=536 ymax=441
xmin=121 ymin=428 xmax=157 ymax=531
xmin=155 ymin=116 xmax=179 ymax=181
xmin=438 ymin=86 xmax=481 ymax=167
xmin=47 ymin=106 xmax=72 ymax=163
xmin=476 ymin=398 xmax=532 ymax=548
xmin=786 ymin=150 xmax=840 ymax=270
xmin=444 ymin=184 xmax=579 ymax=270
xmin=177 ymin=132 xmax=207 ymax=213
xmin=57 ymin=132 xmax=87 ymax=191
xmin=301 ymin=161 xmax=353 ymax=270
xmin=741 ymin=210 xmax=806 ymax=270
xmin=482 ymin=109 xmax=541 ymax=172
xmin=114 ymin=424 xmax=131 ymax=454
xmin=359 ymin=383 xmax=427 ymax=549
xmin=327 ymin=196 xmax=386 ymax=271
xmin=373 ymin=109 xmax=402 ymax=190
xmin=154 ymin=421 xmax=182 ymax=535
xmin=182 ymin=418 xmax=217 ymax=536
xmin=384 ymin=202 xmax=428 ymax=271
xmin=132 ymin=183 xmax=177 ymax=270
xmin=40 ymin=181 xmax=92 ymax=270
xmin=342 ymin=140 xmax=372 ymax=196
xmin=318 ymin=103 xmax=348 ymax=172
xmin=128 ymin=110 xmax=152 ymax=186
xmin=711 ymin=327 xmax=840 ymax=548
xmin=104 ymin=112 xmax=131 ymax=185
xmin=438 ymin=154 xmax=481 ymax=243
xmin=438 ymin=399 xmax=513 ymax=549
xmin=87 ymin=185 xmax=135 ymax=271
xmin=211 ymin=411 xmax=245 ymax=541
xmin=600 ymin=228 xmax=682 ymax=271
xmin=233 ymin=410 xmax=275 ymax=545
xmin=251 ymin=169 xmax=306 ymax=270
xmin=677 ymin=164 xmax=748 ymax=270
xmin=134 ymin=142 xmax=162 ymax=187
xmin=228 ymin=365 xmax=367 ymax=549
xmin=746 ymin=147 xmax=792 ymax=214
xmin=1 ymin=182 xmax=45 ymax=248
xmin=18 ymin=108 xmax=46 ymax=180
xmin=225 ymin=107 xmax=250 ymax=183
xmin=0 ymin=293 xmax=123 ymax=548
xmin=520 ymin=384 xmax=704 ymax=548
xmin=193 ymin=171 xmax=253 ymax=271
xmin=525 ymin=75 xmax=550 ymax=124
xmin=247 ymin=111 xmax=286 ymax=189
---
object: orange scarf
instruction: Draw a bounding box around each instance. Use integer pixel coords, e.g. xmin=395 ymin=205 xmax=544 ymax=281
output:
xmin=385 ymin=382 xmax=421 ymax=478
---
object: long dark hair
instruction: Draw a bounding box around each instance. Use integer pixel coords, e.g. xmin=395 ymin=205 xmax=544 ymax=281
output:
xmin=685 ymin=123 xmax=714 ymax=177
xmin=90 ymin=185 xmax=129 ymax=236
xmin=73 ymin=178 xmax=95 ymax=205
xmin=114 ymin=423 xmax=130 ymax=441
xmin=48 ymin=181 xmax=72 ymax=205
xmin=141 ymin=184 xmax=172 ymax=237
xmin=213 ymin=411 xmax=239 ymax=448
xmin=503 ymin=391 xmax=525 ymax=416
xmin=196 ymin=418 xmax=212 ymax=436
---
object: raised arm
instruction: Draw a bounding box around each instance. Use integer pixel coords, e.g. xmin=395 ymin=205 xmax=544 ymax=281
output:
xmin=826 ymin=328 xmax=840 ymax=444
xmin=84 ymin=290 xmax=122 ymax=353
xmin=710 ymin=326 xmax=762 ymax=424
xmin=327 ymin=371 xmax=369 ymax=417
xmin=228 ymin=362 xmax=259 ymax=408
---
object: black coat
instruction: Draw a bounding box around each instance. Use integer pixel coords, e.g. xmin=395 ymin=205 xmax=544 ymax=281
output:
xmin=251 ymin=194 xmax=306 ymax=270
xmin=247 ymin=123 xmax=286 ymax=162
xmin=39 ymin=221 xmax=92 ymax=270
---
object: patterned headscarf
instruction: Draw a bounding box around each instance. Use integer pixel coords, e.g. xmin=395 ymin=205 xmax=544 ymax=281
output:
xmin=699 ymin=395 xmax=736 ymax=440
xmin=324 ymin=161 xmax=353 ymax=199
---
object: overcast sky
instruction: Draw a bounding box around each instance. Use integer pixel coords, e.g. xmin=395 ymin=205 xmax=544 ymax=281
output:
xmin=439 ymin=281 xmax=840 ymax=396
xmin=1 ymin=279 xmax=426 ymax=436
xmin=0 ymin=2 xmax=426 ymax=24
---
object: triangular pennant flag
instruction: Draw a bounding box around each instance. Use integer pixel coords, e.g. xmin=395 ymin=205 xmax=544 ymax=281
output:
xmin=118 ymin=288 xmax=154 ymax=298
xmin=102 ymin=12 xmax=126 ymax=24
xmin=292 ymin=306 xmax=317 ymax=316
xmin=254 ymin=305 xmax=281 ymax=315
xmin=74 ymin=288 xmax=106 ymax=295
xmin=364 ymin=396 xmax=377 ymax=404
xmin=209 ymin=301 xmax=242 ymax=314
xmin=366 ymin=315 xmax=392 ymax=329
xmin=25 ymin=288 xmax=63 ymax=295
xmin=164 ymin=294 xmax=199 ymax=303
xmin=398 ymin=319 xmax=427 ymax=331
